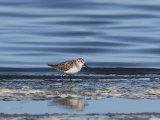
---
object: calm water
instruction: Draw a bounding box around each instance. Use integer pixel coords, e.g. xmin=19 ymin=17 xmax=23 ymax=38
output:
xmin=1 ymin=98 xmax=160 ymax=114
xmin=0 ymin=0 xmax=160 ymax=69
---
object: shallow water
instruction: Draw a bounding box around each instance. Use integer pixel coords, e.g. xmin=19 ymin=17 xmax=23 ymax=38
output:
xmin=0 ymin=0 xmax=160 ymax=68
xmin=1 ymin=98 xmax=160 ymax=114
xmin=0 ymin=69 xmax=160 ymax=115
xmin=0 ymin=68 xmax=160 ymax=100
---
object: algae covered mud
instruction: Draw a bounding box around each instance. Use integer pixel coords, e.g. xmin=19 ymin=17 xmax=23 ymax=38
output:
xmin=0 ymin=68 xmax=160 ymax=119
xmin=1 ymin=68 xmax=160 ymax=101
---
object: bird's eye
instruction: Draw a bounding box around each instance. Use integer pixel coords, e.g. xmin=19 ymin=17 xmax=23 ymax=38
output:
xmin=81 ymin=60 xmax=83 ymax=63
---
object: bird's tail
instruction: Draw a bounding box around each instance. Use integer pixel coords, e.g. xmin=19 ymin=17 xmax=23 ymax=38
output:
xmin=47 ymin=64 xmax=57 ymax=68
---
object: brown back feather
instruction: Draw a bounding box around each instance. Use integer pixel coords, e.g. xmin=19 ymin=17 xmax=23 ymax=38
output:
xmin=56 ymin=60 xmax=75 ymax=71
xmin=48 ymin=60 xmax=76 ymax=72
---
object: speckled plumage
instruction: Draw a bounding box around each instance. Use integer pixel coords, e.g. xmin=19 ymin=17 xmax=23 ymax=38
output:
xmin=48 ymin=58 xmax=88 ymax=81
xmin=48 ymin=60 xmax=76 ymax=72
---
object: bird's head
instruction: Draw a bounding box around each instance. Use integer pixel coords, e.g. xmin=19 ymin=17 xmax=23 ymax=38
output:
xmin=76 ymin=58 xmax=88 ymax=68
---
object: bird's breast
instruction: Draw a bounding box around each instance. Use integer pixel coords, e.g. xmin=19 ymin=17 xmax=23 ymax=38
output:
xmin=64 ymin=66 xmax=81 ymax=74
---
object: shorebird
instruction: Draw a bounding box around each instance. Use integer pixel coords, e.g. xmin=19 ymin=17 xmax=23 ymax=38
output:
xmin=48 ymin=58 xmax=88 ymax=82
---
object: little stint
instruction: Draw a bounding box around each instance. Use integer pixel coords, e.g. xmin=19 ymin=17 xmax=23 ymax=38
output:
xmin=48 ymin=58 xmax=88 ymax=82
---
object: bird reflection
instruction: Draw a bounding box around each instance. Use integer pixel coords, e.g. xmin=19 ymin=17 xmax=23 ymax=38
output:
xmin=48 ymin=98 xmax=86 ymax=111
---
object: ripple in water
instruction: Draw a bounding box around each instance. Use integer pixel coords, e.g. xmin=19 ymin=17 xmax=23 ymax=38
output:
xmin=0 ymin=0 xmax=160 ymax=68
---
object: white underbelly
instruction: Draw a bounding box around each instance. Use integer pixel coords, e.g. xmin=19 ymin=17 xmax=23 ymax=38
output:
xmin=65 ymin=67 xmax=80 ymax=74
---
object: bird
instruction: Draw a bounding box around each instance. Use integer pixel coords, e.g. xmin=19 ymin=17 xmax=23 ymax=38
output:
xmin=48 ymin=58 xmax=88 ymax=82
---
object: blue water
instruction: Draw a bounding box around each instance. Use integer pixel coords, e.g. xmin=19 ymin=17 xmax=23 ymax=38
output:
xmin=0 ymin=0 xmax=160 ymax=68
xmin=1 ymin=98 xmax=160 ymax=114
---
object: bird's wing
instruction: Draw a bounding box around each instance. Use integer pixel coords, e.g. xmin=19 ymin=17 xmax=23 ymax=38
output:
xmin=56 ymin=60 xmax=75 ymax=71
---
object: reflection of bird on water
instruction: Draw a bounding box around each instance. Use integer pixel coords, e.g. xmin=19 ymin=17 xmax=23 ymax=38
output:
xmin=49 ymin=98 xmax=86 ymax=111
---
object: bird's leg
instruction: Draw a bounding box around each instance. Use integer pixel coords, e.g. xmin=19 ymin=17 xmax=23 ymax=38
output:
xmin=61 ymin=74 xmax=64 ymax=82
xmin=69 ymin=75 xmax=72 ymax=82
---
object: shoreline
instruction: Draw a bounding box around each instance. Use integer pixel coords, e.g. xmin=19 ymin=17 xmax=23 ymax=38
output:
xmin=0 ymin=112 xmax=160 ymax=120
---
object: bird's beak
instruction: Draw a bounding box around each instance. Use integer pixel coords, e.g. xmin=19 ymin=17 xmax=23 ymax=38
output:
xmin=84 ymin=63 xmax=88 ymax=68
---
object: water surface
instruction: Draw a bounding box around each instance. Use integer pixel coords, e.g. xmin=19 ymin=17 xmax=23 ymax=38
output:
xmin=1 ymin=98 xmax=160 ymax=114
xmin=0 ymin=0 xmax=160 ymax=68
